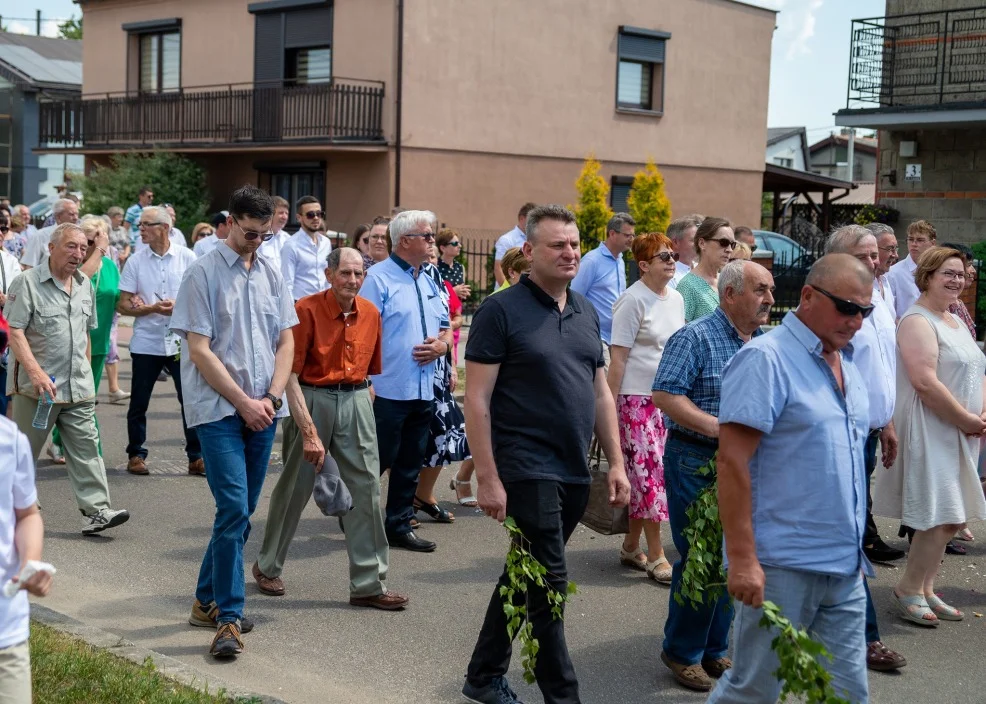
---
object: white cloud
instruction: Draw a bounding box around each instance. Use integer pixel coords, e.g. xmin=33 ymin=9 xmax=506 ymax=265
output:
xmin=5 ymin=19 xmax=62 ymax=38
xmin=776 ymin=0 xmax=824 ymax=60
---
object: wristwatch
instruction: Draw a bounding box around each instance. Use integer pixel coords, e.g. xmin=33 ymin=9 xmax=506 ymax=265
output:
xmin=263 ymin=393 xmax=283 ymax=411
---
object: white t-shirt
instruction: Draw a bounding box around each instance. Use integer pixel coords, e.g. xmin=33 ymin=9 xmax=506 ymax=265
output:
xmin=20 ymin=224 xmax=57 ymax=268
xmin=0 ymin=417 xmax=38 ymax=648
xmin=610 ymin=280 xmax=686 ymax=396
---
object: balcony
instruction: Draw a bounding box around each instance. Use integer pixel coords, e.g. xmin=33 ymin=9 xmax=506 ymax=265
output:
xmin=38 ymin=77 xmax=386 ymax=151
xmin=836 ymin=6 xmax=986 ymax=130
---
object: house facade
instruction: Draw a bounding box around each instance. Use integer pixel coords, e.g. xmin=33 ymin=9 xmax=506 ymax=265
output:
xmin=766 ymin=127 xmax=810 ymax=171
xmin=836 ymin=0 xmax=986 ymax=243
xmin=42 ymin=0 xmax=776 ymax=238
xmin=809 ymin=131 xmax=878 ymax=183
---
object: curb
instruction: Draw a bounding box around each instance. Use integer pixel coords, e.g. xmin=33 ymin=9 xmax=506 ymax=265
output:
xmin=30 ymin=604 xmax=288 ymax=704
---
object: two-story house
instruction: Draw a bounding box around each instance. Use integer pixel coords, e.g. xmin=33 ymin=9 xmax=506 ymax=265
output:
xmin=40 ymin=0 xmax=776 ymax=237
xmin=836 ymin=0 xmax=986 ymax=243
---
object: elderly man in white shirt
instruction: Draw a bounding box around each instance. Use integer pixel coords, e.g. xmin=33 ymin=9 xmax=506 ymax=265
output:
xmin=492 ymin=202 xmax=537 ymax=286
xmin=20 ymin=199 xmax=79 ymax=269
xmin=823 ymin=225 xmax=906 ymax=671
xmin=666 ymin=215 xmax=703 ymax=289
xmin=280 ymin=196 xmax=332 ymax=300
xmin=116 ymin=206 xmax=202 ymax=477
xmin=867 ymin=223 xmax=899 ymax=313
xmin=886 ymin=219 xmax=937 ymax=319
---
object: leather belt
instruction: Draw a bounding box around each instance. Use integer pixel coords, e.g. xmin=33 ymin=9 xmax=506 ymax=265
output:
xmin=302 ymin=380 xmax=371 ymax=392
xmin=667 ymin=429 xmax=719 ymax=450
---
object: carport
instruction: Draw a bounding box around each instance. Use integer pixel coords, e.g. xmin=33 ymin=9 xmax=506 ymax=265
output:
xmin=763 ymin=163 xmax=856 ymax=234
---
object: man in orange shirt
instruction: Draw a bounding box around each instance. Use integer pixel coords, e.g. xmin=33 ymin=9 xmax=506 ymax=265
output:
xmin=253 ymin=247 xmax=408 ymax=610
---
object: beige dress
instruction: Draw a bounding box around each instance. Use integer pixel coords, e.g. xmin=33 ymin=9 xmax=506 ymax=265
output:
xmin=873 ymin=304 xmax=986 ymax=530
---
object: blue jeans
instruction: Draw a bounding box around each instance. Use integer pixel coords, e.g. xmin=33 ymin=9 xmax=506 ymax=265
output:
xmin=194 ymin=414 xmax=277 ymax=624
xmin=0 ymin=366 xmax=8 ymax=416
xmin=707 ymin=566 xmax=868 ymax=704
xmin=662 ymin=435 xmax=732 ymax=665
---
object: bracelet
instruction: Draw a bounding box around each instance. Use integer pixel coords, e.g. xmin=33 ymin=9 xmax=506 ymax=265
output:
xmin=97 ymin=247 xmax=108 ymax=256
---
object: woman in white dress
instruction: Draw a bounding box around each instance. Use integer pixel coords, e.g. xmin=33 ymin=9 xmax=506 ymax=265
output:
xmin=874 ymin=247 xmax=986 ymax=627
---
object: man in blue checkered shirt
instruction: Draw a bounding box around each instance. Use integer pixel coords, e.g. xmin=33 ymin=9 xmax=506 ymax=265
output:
xmin=125 ymin=186 xmax=154 ymax=248
xmin=651 ymin=259 xmax=774 ymax=693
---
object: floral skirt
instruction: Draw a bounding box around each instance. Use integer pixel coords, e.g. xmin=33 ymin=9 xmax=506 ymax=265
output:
xmin=425 ymin=355 xmax=471 ymax=467
xmin=617 ymin=394 xmax=669 ymax=522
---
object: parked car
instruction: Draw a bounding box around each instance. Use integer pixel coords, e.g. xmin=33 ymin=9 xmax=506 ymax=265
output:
xmin=753 ymin=229 xmax=815 ymax=276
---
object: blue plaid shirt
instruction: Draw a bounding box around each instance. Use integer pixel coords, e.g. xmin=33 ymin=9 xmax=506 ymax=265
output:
xmin=652 ymin=307 xmax=762 ymax=442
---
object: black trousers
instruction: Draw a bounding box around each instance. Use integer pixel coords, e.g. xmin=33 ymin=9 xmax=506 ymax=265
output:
xmin=373 ymin=396 xmax=433 ymax=537
xmin=126 ymin=353 xmax=201 ymax=461
xmin=863 ymin=429 xmax=881 ymax=546
xmin=466 ymin=479 xmax=591 ymax=704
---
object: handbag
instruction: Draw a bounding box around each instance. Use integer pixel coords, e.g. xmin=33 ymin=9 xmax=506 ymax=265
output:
xmin=579 ymin=439 xmax=629 ymax=535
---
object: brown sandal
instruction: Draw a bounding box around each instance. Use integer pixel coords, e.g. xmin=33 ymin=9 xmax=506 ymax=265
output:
xmin=661 ymin=651 xmax=712 ymax=691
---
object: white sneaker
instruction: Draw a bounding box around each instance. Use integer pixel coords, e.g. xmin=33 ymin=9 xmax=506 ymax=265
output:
xmin=108 ymin=389 xmax=131 ymax=404
xmin=82 ymin=508 xmax=131 ymax=535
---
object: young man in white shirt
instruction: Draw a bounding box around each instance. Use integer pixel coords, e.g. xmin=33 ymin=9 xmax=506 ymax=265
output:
xmin=493 ymin=202 xmax=537 ymax=286
xmin=280 ymin=196 xmax=332 ymax=300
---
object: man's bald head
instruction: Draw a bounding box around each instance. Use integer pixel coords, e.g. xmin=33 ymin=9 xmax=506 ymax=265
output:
xmin=806 ymin=253 xmax=873 ymax=290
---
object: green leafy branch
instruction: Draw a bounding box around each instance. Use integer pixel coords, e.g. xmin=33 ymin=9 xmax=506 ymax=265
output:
xmin=673 ymin=455 xmax=850 ymax=704
xmin=500 ymin=516 xmax=577 ymax=684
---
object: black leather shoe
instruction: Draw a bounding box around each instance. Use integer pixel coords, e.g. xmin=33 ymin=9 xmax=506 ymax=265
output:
xmin=387 ymin=531 xmax=436 ymax=552
xmin=864 ymin=538 xmax=906 ymax=563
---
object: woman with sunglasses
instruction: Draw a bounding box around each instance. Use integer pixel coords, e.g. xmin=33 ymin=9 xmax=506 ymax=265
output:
xmin=874 ymin=247 xmax=986 ymax=627
xmin=435 ymin=229 xmax=471 ymax=302
xmin=191 ymin=222 xmax=215 ymax=246
xmin=676 ymin=217 xmax=735 ymax=322
xmin=606 ymin=233 xmax=685 ymax=584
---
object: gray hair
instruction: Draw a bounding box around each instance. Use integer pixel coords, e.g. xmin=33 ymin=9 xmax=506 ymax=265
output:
xmin=825 ymin=224 xmax=875 ymax=255
xmin=325 ymin=246 xmax=363 ymax=270
xmin=140 ymin=205 xmax=172 ymax=228
xmin=806 ymin=253 xmax=873 ymax=289
xmin=865 ymin=222 xmax=895 ymax=238
xmin=106 ymin=206 xmax=124 ymax=218
xmin=390 ymin=209 xmax=436 ymax=242
xmin=717 ymin=260 xmax=747 ymax=297
xmin=80 ymin=214 xmax=109 ymax=236
xmin=49 ymin=222 xmax=84 ymax=246
xmin=13 ymin=204 xmax=27 ymax=214
xmin=666 ymin=215 xmax=703 ymax=243
xmin=526 ymin=204 xmax=576 ymax=244
xmin=52 ymin=198 xmax=76 ymax=216
xmin=607 ymin=212 xmax=635 ymax=234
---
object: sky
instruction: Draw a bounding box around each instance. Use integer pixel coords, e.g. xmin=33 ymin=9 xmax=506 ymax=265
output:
xmin=12 ymin=0 xmax=883 ymax=145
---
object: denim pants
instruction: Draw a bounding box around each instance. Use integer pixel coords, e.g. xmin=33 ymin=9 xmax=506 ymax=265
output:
xmin=662 ymin=435 xmax=732 ymax=665
xmin=373 ymin=396 xmax=432 ymax=536
xmin=466 ymin=480 xmax=590 ymax=704
xmin=707 ymin=566 xmax=868 ymax=704
xmin=194 ymin=414 xmax=277 ymax=624
xmin=862 ymin=430 xmax=881 ymax=644
xmin=0 ymin=366 xmax=8 ymax=416
xmin=127 ymin=352 xmax=201 ymax=461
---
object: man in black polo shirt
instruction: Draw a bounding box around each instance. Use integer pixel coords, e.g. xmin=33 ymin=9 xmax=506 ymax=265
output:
xmin=460 ymin=204 xmax=630 ymax=704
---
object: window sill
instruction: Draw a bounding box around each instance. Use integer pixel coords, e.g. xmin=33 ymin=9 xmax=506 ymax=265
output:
xmin=616 ymin=107 xmax=664 ymax=118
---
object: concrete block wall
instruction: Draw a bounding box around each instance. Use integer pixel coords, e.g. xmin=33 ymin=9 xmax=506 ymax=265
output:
xmin=877 ymin=128 xmax=986 ymax=244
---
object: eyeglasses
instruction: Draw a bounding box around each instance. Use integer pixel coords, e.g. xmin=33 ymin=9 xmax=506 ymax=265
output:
xmin=809 ymin=285 xmax=874 ymax=319
xmin=938 ymin=270 xmax=967 ymax=281
xmin=906 ymin=237 xmax=931 ymax=244
xmin=232 ymin=216 xmax=275 ymax=242
xmin=650 ymin=251 xmax=680 ymax=263
xmin=369 ymin=234 xmax=388 ymax=242
xmin=710 ymin=238 xmax=736 ymax=250
xmin=448 ymin=241 xmax=461 ymax=247
xmin=404 ymin=232 xmax=435 ymax=240
xmin=138 ymin=222 xmax=169 ymax=228
xmin=878 ymin=245 xmax=899 ymax=253
xmin=302 ymin=210 xmax=325 ymax=219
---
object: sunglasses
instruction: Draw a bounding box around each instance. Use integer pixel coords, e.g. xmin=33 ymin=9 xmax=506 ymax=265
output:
xmin=750 ymin=244 xmax=758 ymax=252
xmin=404 ymin=232 xmax=435 ymax=240
xmin=0 ymin=226 xmax=7 ymax=234
xmin=448 ymin=241 xmax=461 ymax=247
xmin=233 ymin=217 xmax=275 ymax=242
xmin=138 ymin=222 xmax=169 ymax=228
xmin=302 ymin=210 xmax=326 ymax=219
xmin=651 ymin=251 xmax=679 ymax=263
xmin=710 ymin=238 xmax=736 ymax=250
xmin=810 ymin=285 xmax=874 ymax=319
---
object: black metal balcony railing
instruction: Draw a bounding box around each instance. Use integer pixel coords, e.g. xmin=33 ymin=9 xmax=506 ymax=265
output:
xmin=38 ymin=77 xmax=385 ymax=149
xmin=847 ymin=6 xmax=986 ymax=109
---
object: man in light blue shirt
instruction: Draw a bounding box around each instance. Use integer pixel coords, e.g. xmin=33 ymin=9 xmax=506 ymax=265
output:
xmin=360 ymin=210 xmax=450 ymax=553
xmin=570 ymin=213 xmax=633 ymax=355
xmin=493 ymin=202 xmax=537 ymax=286
xmin=280 ymin=196 xmax=332 ymax=300
xmin=710 ymin=253 xmax=874 ymax=704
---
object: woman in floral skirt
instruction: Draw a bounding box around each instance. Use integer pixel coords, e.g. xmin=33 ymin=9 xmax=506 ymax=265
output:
xmin=607 ymin=233 xmax=686 ymax=584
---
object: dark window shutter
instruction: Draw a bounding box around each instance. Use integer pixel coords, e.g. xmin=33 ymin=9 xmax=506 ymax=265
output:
xmin=254 ymin=13 xmax=284 ymax=82
xmin=284 ymin=6 xmax=333 ymax=48
xmin=619 ymin=34 xmax=665 ymax=63
xmin=611 ymin=182 xmax=631 ymax=212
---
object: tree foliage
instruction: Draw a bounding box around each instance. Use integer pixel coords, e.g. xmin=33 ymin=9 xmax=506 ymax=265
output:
xmin=73 ymin=152 xmax=210 ymax=239
xmin=570 ymin=154 xmax=613 ymax=254
xmin=58 ymin=17 xmax=83 ymax=40
xmin=626 ymin=158 xmax=672 ymax=234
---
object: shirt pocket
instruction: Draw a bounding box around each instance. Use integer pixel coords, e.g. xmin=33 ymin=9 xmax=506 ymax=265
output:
xmin=352 ymin=341 xmax=375 ymax=376
xmin=33 ymin=304 xmax=64 ymax=335
xmin=260 ymin=295 xmax=281 ymax=347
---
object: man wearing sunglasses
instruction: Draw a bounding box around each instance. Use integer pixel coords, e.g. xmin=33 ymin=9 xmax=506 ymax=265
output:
xmin=710 ymin=254 xmax=875 ymax=704
xmin=169 ymin=186 xmax=298 ymax=659
xmin=117 ymin=206 xmax=201 ymax=476
xmin=570 ymin=213 xmax=633 ymax=369
xmin=281 ymin=196 xmax=332 ymax=301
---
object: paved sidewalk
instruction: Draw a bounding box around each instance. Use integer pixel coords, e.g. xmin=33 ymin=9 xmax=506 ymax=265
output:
xmin=27 ymin=348 xmax=986 ymax=703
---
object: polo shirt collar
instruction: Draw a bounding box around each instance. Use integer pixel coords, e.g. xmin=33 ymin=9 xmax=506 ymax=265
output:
xmin=519 ymin=274 xmax=582 ymax=314
xmin=322 ymin=290 xmax=364 ymax=320
xmin=596 ymin=242 xmax=622 ymax=261
xmin=783 ymin=310 xmax=855 ymax=360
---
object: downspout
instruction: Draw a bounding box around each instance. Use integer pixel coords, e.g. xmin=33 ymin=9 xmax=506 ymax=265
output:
xmin=394 ymin=0 xmax=404 ymax=207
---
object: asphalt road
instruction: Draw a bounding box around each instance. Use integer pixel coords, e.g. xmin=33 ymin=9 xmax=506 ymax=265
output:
xmin=26 ymin=341 xmax=986 ymax=704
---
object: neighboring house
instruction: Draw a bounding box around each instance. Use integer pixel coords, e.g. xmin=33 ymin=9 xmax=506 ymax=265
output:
xmin=836 ymin=0 xmax=986 ymax=243
xmin=765 ymin=126 xmax=810 ymax=171
xmin=0 ymin=33 xmax=83 ymax=205
xmin=809 ymin=131 xmax=878 ymax=182
xmin=38 ymin=0 xmax=777 ymax=234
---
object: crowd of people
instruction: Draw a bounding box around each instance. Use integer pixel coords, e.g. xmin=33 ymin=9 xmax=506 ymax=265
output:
xmin=0 ymin=182 xmax=984 ymax=704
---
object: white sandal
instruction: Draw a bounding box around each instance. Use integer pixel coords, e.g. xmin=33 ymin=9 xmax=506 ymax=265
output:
xmin=448 ymin=477 xmax=478 ymax=507
xmin=646 ymin=556 xmax=673 ymax=585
